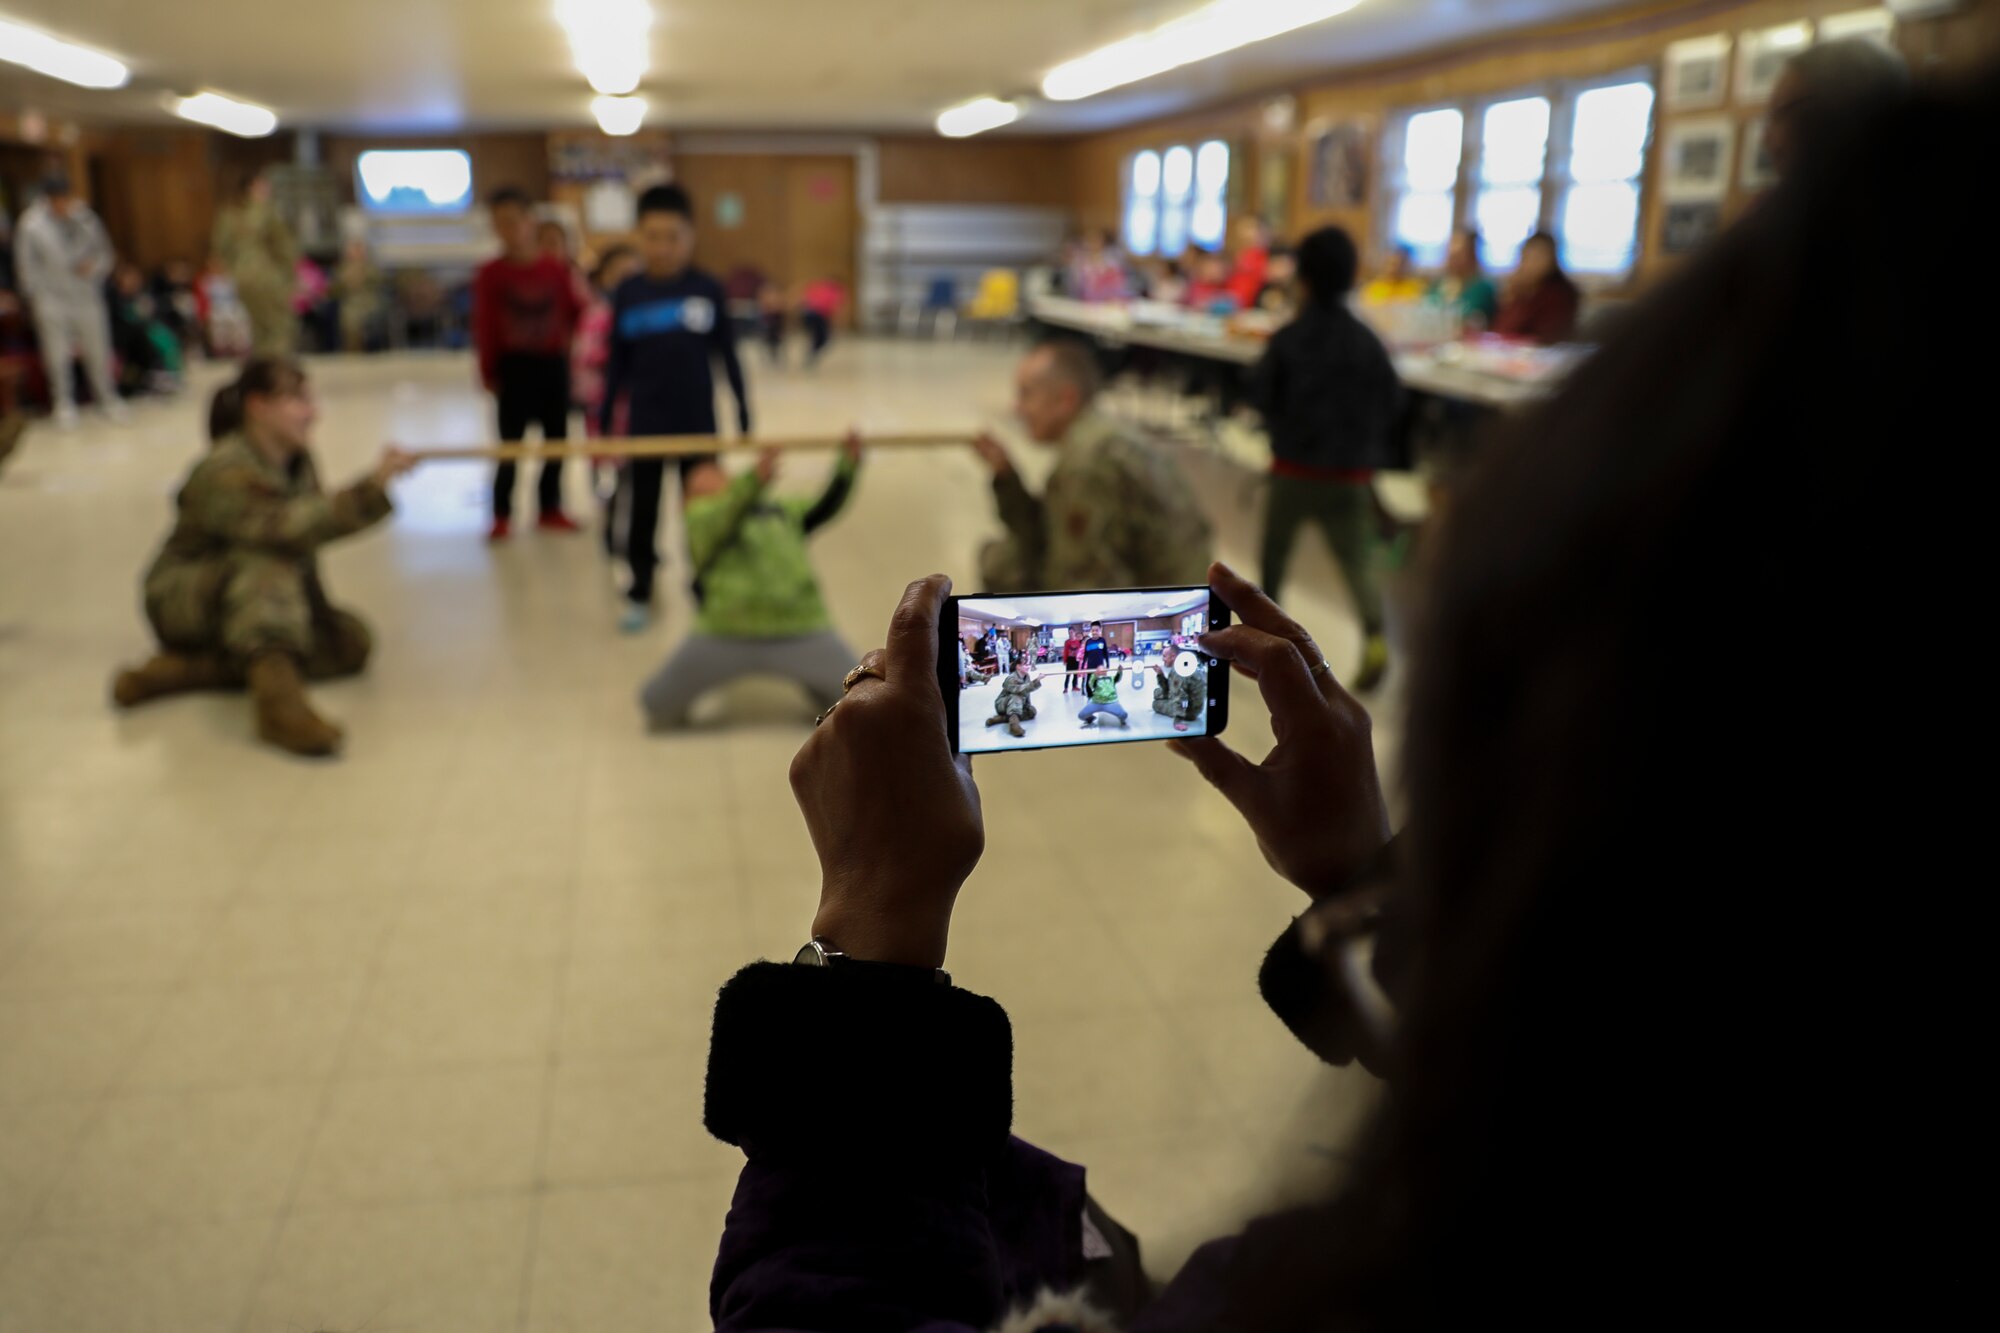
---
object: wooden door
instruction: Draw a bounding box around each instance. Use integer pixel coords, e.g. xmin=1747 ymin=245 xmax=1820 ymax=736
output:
xmin=669 ymin=155 xmax=788 ymax=293
xmin=782 ymin=155 xmax=856 ymax=328
xmin=1104 ymin=622 xmax=1138 ymax=656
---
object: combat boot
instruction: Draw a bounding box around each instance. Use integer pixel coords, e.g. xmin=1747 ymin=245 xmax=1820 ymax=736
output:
xmin=111 ymin=653 xmax=237 ymax=707
xmin=1008 ymin=720 xmax=1025 ymax=738
xmin=247 ymin=653 xmax=344 ymax=757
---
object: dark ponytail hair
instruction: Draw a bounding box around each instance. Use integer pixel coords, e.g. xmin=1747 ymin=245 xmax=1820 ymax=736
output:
xmin=208 ymin=357 xmax=306 ymax=442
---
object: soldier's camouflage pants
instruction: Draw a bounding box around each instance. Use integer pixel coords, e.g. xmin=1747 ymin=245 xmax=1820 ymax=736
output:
xmin=991 ymin=694 xmax=1037 ymax=722
xmin=978 ymin=536 xmax=1033 ymax=596
xmin=144 ymin=551 xmax=372 ymax=680
xmin=240 ymin=283 xmax=297 ymax=359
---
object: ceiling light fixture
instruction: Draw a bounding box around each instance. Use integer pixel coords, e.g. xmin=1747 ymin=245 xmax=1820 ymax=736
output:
xmin=1042 ymin=0 xmax=1363 ymax=102
xmin=591 ymin=94 xmax=647 ymax=136
xmin=170 ymin=91 xmax=278 ymax=138
xmin=557 ymin=0 xmax=651 ymax=97
xmin=936 ymin=96 xmax=1021 ymax=138
xmin=0 ymin=17 xmax=129 ymax=89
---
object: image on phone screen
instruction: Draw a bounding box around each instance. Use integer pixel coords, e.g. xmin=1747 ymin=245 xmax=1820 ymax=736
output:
xmin=943 ymin=586 xmax=1228 ymax=755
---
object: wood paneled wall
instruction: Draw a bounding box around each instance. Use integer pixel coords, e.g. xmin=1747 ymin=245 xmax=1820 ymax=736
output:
xmin=319 ymin=132 xmax=551 ymax=205
xmin=876 ymin=137 xmax=1076 ymax=206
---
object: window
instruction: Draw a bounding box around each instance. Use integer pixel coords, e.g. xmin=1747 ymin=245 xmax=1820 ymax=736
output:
xmin=1123 ymin=139 xmax=1230 ymax=258
xmin=1385 ymin=108 xmax=1464 ymax=268
xmin=1378 ymin=72 xmax=1654 ymax=281
xmin=1556 ymin=80 xmax=1655 ymax=274
xmin=355 ymin=149 xmax=474 ymax=216
xmin=1473 ymin=96 xmax=1551 ymax=270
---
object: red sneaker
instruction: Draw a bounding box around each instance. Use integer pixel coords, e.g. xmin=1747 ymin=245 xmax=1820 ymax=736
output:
xmin=537 ymin=512 xmax=583 ymax=534
xmin=486 ymin=517 xmax=512 ymax=543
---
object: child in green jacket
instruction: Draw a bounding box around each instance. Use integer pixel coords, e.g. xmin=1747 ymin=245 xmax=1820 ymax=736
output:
xmin=638 ymin=436 xmax=860 ymax=728
xmin=1077 ymin=665 xmax=1131 ymax=729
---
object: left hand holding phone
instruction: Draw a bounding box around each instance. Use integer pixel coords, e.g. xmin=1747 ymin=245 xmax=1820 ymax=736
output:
xmin=792 ymin=574 xmax=985 ymax=968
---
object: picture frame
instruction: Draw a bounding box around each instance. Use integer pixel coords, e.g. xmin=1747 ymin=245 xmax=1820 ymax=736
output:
xmin=1660 ymin=116 xmax=1735 ymax=203
xmin=1740 ymin=117 xmax=1778 ymax=192
xmin=1664 ymin=34 xmax=1731 ymax=111
xmin=1662 ymin=202 xmax=1724 ymax=256
xmin=1306 ymin=119 xmax=1371 ymax=209
xmin=1737 ymin=21 xmax=1815 ymax=104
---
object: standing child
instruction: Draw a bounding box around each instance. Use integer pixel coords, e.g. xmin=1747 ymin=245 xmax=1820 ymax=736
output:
xmin=601 ymin=184 xmax=751 ymax=634
xmin=637 ymin=436 xmax=861 ymax=728
xmin=474 ymin=187 xmax=584 ymax=541
xmin=798 ymin=276 xmax=844 ymax=365
xmin=572 ymin=244 xmax=639 ymax=551
xmin=1077 ymin=664 xmax=1131 ymax=729
xmin=1061 ymin=626 xmax=1084 ymax=695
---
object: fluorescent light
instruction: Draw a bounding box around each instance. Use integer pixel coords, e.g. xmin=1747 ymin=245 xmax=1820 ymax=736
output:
xmin=936 ymin=96 xmax=1020 ymax=138
xmin=1042 ymin=0 xmax=1363 ymax=101
xmin=0 ymin=18 xmax=128 ymax=89
xmin=557 ymin=0 xmax=651 ymax=96
xmin=591 ymin=94 xmax=647 ymax=136
xmin=171 ymin=91 xmax=278 ymax=138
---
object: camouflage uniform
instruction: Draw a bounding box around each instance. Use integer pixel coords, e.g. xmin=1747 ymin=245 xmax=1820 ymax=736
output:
xmin=981 ymin=411 xmax=1214 ymax=593
xmin=989 ymin=670 xmax=1041 ymax=723
xmin=212 ymin=200 xmax=299 ymax=358
xmin=141 ymin=434 xmax=391 ymax=675
xmin=1153 ymin=662 xmax=1207 ymax=722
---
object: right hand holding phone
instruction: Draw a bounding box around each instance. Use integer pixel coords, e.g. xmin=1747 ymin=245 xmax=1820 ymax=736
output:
xmin=1170 ymin=561 xmax=1389 ymax=901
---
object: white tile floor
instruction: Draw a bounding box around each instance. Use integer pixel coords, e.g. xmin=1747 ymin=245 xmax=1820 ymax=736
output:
xmin=0 ymin=339 xmax=1397 ymax=1331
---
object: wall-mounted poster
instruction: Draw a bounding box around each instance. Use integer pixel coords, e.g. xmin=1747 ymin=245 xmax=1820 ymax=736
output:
xmin=1661 ymin=117 xmax=1735 ymax=203
xmin=1662 ymin=202 xmax=1724 ymax=255
xmin=1664 ymin=35 xmax=1731 ymax=110
xmin=1819 ymin=7 xmax=1896 ymax=51
xmin=1737 ymin=21 xmax=1815 ymax=104
xmin=1307 ymin=120 xmax=1370 ymax=209
xmin=1740 ymin=117 xmax=1778 ymax=192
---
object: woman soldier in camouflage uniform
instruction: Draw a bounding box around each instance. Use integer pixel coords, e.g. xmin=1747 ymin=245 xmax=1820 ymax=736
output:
xmin=111 ymin=359 xmax=414 ymax=756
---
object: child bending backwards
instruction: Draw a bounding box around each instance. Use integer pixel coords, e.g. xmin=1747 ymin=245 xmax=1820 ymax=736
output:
xmin=1078 ymin=664 xmax=1131 ymax=729
xmin=637 ymin=436 xmax=860 ymax=729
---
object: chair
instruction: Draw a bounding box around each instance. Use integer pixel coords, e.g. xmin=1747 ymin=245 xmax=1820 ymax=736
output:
xmin=899 ymin=275 xmax=959 ymax=339
xmin=965 ymin=269 xmax=1021 ymax=339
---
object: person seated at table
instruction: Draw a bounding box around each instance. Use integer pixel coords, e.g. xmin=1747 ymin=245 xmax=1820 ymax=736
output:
xmin=1224 ymin=216 xmax=1271 ymax=309
xmin=1430 ymin=226 xmax=1500 ymax=331
xmin=1066 ymin=229 xmax=1129 ymax=304
xmin=1493 ymin=231 xmax=1580 ymax=345
xmin=1254 ymin=246 xmax=1297 ymax=314
xmin=1183 ymin=252 xmax=1233 ymax=311
xmin=1361 ymin=244 xmax=1427 ymax=306
xmin=1247 ymin=225 xmax=1403 ymax=689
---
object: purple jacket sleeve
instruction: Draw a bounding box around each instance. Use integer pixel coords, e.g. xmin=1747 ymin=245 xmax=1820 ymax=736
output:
xmin=704 ymin=962 xmax=1016 ymax=1332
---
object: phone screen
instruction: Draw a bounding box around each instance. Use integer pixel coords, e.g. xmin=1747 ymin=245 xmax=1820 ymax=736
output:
xmin=942 ymin=586 xmax=1228 ymax=755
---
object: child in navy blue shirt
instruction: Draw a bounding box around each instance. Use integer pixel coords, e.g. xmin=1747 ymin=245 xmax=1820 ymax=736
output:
xmin=601 ymin=184 xmax=752 ymax=633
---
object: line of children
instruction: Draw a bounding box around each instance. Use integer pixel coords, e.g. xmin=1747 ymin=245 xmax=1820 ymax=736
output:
xmin=600 ymin=184 xmax=752 ymax=634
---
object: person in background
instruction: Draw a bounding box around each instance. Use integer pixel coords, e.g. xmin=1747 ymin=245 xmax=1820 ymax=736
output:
xmin=1360 ymin=244 xmax=1427 ymax=305
xmin=638 ymin=436 xmax=862 ymax=728
xmin=1254 ymin=246 xmax=1297 ymax=315
xmin=1248 ymin=225 xmax=1402 ymax=690
xmin=1182 ymin=252 xmax=1232 ymax=310
xmin=1060 ymin=625 xmax=1084 ymax=695
xmin=13 ymin=174 xmax=123 ymax=427
xmin=1066 ymin=229 xmax=1129 ymax=304
xmin=474 ymin=186 xmax=585 ymax=542
xmin=196 ymin=256 xmax=253 ymax=359
xmin=573 ymin=244 xmax=639 ymax=553
xmin=1141 ymin=257 xmax=1187 ymax=304
xmin=211 ymin=168 xmax=299 ymax=358
xmin=150 ymin=259 xmax=202 ymax=357
xmin=1493 ymin=231 xmax=1580 ymax=345
xmin=1429 ymin=226 xmax=1499 ymax=331
xmin=105 ymin=262 xmax=182 ymax=396
xmin=973 ymin=339 xmax=1213 ymax=594
xmin=110 ymin=358 xmax=415 ymax=757
xmin=1224 ymin=215 xmax=1271 ymax=309
xmin=1766 ymin=38 xmax=1910 ymax=181
xmin=799 ymin=275 xmax=844 ymax=366
xmin=332 ymin=239 xmax=385 ymax=353
xmin=756 ymin=282 xmax=788 ymax=364
xmin=600 ymin=183 xmax=752 ymax=633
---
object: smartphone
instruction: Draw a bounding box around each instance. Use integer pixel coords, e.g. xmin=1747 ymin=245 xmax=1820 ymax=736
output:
xmin=939 ymin=585 xmax=1230 ymax=755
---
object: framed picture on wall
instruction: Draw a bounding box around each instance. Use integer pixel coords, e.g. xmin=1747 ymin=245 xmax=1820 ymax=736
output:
xmin=1740 ymin=117 xmax=1779 ymax=192
xmin=1664 ymin=35 xmax=1731 ymax=110
xmin=1737 ymin=21 xmax=1815 ymax=104
xmin=1820 ymin=7 xmax=1897 ymax=51
xmin=1661 ymin=117 xmax=1735 ymax=203
xmin=1306 ymin=120 xmax=1371 ymax=209
xmin=1662 ymin=202 xmax=1724 ymax=255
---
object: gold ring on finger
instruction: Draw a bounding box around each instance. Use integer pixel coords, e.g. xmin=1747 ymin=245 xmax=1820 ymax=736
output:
xmin=841 ymin=663 xmax=886 ymax=694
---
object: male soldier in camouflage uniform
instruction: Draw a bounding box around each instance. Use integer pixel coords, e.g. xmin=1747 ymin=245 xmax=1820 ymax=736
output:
xmin=111 ymin=360 xmax=413 ymax=756
xmin=972 ymin=339 xmax=1213 ymax=593
xmin=1152 ymin=642 xmax=1208 ymax=733
xmin=985 ymin=659 xmax=1042 ymax=739
xmin=212 ymin=171 xmax=299 ymax=358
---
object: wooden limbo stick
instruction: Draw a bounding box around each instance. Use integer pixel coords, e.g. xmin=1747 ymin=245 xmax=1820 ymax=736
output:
xmin=412 ymin=431 xmax=978 ymax=464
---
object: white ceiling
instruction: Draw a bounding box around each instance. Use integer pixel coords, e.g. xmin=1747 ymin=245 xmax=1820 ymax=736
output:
xmin=1 ymin=0 xmax=1643 ymax=136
